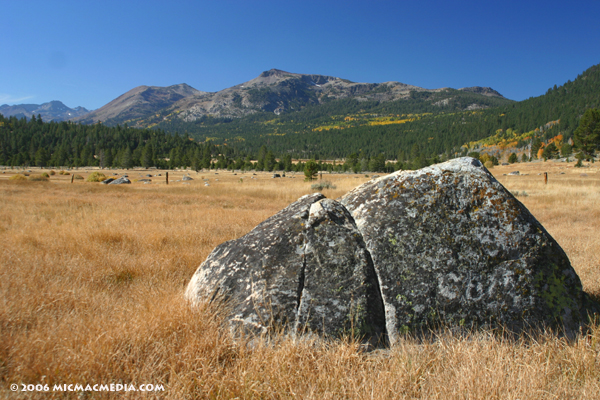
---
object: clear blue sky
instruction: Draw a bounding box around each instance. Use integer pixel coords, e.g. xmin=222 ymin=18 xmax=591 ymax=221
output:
xmin=2 ymin=0 xmax=599 ymax=110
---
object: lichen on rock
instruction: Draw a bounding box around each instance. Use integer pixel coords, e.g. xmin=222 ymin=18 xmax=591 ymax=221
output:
xmin=185 ymin=193 xmax=387 ymax=344
xmin=340 ymin=157 xmax=597 ymax=343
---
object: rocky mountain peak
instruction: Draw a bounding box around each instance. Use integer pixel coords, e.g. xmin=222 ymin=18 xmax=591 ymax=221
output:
xmin=259 ymin=68 xmax=292 ymax=78
xmin=459 ymin=86 xmax=505 ymax=98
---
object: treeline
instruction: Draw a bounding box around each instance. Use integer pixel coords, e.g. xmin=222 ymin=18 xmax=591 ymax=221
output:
xmin=0 ymin=112 xmax=449 ymax=173
xmin=0 ymin=115 xmax=246 ymax=170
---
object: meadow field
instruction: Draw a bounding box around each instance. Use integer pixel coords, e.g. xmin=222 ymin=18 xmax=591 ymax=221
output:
xmin=1 ymin=160 xmax=599 ymax=399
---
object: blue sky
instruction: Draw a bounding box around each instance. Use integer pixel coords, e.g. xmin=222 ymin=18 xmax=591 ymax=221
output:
xmin=2 ymin=0 xmax=600 ymax=110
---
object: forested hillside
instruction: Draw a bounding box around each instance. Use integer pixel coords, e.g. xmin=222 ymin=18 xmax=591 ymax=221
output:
xmin=154 ymin=63 xmax=600 ymax=161
xmin=0 ymin=115 xmax=316 ymax=172
xmin=156 ymin=89 xmax=514 ymax=159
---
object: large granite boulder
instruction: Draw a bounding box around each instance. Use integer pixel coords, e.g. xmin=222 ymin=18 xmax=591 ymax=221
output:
xmin=340 ymin=157 xmax=597 ymax=343
xmin=186 ymin=157 xmax=597 ymax=345
xmin=185 ymin=193 xmax=387 ymax=343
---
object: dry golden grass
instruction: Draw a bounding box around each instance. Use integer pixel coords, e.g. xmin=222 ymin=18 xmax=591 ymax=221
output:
xmin=0 ymin=161 xmax=599 ymax=399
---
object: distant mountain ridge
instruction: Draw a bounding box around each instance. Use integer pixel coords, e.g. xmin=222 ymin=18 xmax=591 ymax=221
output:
xmin=76 ymin=83 xmax=203 ymax=126
xmin=73 ymin=69 xmax=509 ymax=127
xmin=0 ymin=101 xmax=89 ymax=122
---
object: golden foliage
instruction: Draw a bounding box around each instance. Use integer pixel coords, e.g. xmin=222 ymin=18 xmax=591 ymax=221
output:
xmin=537 ymin=147 xmax=545 ymax=159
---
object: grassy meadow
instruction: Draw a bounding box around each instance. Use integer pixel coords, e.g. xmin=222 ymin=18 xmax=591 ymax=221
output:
xmin=1 ymin=161 xmax=599 ymax=399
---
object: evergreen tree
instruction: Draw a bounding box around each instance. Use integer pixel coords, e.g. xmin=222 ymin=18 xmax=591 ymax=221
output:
xmin=121 ymin=146 xmax=133 ymax=169
xmin=573 ymin=108 xmax=600 ymax=160
xmin=542 ymin=142 xmax=559 ymax=160
xmin=191 ymin=147 xmax=201 ymax=172
xmin=201 ymin=145 xmax=212 ymax=169
xmin=256 ymin=145 xmax=267 ymax=171
xmin=34 ymin=147 xmax=49 ymax=167
xmin=282 ymin=154 xmax=293 ymax=171
xmin=368 ymin=153 xmax=386 ymax=172
xmin=304 ymin=160 xmax=319 ymax=181
xmin=141 ymin=144 xmax=153 ymax=168
xmin=560 ymin=143 xmax=572 ymax=157
xmin=264 ymin=150 xmax=276 ymax=171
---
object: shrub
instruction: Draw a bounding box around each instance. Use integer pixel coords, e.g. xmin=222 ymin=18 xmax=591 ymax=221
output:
xmin=28 ymin=174 xmax=49 ymax=181
xmin=86 ymin=172 xmax=107 ymax=182
xmin=484 ymin=160 xmax=494 ymax=169
xmin=74 ymin=174 xmax=84 ymax=180
xmin=49 ymin=170 xmax=56 ymax=176
xmin=311 ymin=181 xmax=337 ymax=190
xmin=9 ymin=174 xmax=27 ymax=181
xmin=41 ymin=172 xmax=50 ymax=178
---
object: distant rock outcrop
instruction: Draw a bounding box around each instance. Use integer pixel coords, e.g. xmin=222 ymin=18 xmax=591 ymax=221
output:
xmin=108 ymin=176 xmax=131 ymax=185
xmin=185 ymin=158 xmax=598 ymax=345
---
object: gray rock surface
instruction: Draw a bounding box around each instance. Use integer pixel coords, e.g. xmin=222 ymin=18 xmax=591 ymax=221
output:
xmin=297 ymin=198 xmax=386 ymax=342
xmin=340 ymin=157 xmax=596 ymax=343
xmin=108 ymin=176 xmax=131 ymax=185
xmin=186 ymin=157 xmax=598 ymax=345
xmin=185 ymin=193 xmax=387 ymax=343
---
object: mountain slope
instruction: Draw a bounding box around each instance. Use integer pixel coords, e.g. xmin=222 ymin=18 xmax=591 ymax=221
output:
xmin=168 ymin=69 xmax=509 ymax=122
xmin=0 ymin=101 xmax=89 ymax=122
xmin=173 ymin=69 xmax=432 ymax=120
xmin=76 ymin=83 xmax=203 ymax=126
xmin=78 ymin=69 xmax=509 ymax=129
xmin=153 ymin=64 xmax=600 ymax=159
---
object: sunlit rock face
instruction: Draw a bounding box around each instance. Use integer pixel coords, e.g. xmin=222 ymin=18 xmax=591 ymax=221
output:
xmin=341 ymin=157 xmax=596 ymax=343
xmin=185 ymin=193 xmax=387 ymax=344
xmin=186 ymin=157 xmax=598 ymax=346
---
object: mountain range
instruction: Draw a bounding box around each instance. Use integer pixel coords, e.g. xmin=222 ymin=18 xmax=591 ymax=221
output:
xmin=0 ymin=101 xmax=89 ymax=122
xmin=3 ymin=64 xmax=600 ymax=160
xmin=1 ymin=69 xmax=508 ymax=128
xmin=73 ymin=69 xmax=508 ymax=127
xmin=2 ymin=63 xmax=600 ymax=169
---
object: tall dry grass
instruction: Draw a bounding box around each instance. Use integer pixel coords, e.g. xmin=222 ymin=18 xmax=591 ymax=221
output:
xmin=0 ymin=163 xmax=599 ymax=399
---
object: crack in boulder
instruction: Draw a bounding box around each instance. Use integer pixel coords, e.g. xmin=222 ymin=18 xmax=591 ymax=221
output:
xmin=296 ymin=251 xmax=306 ymax=311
